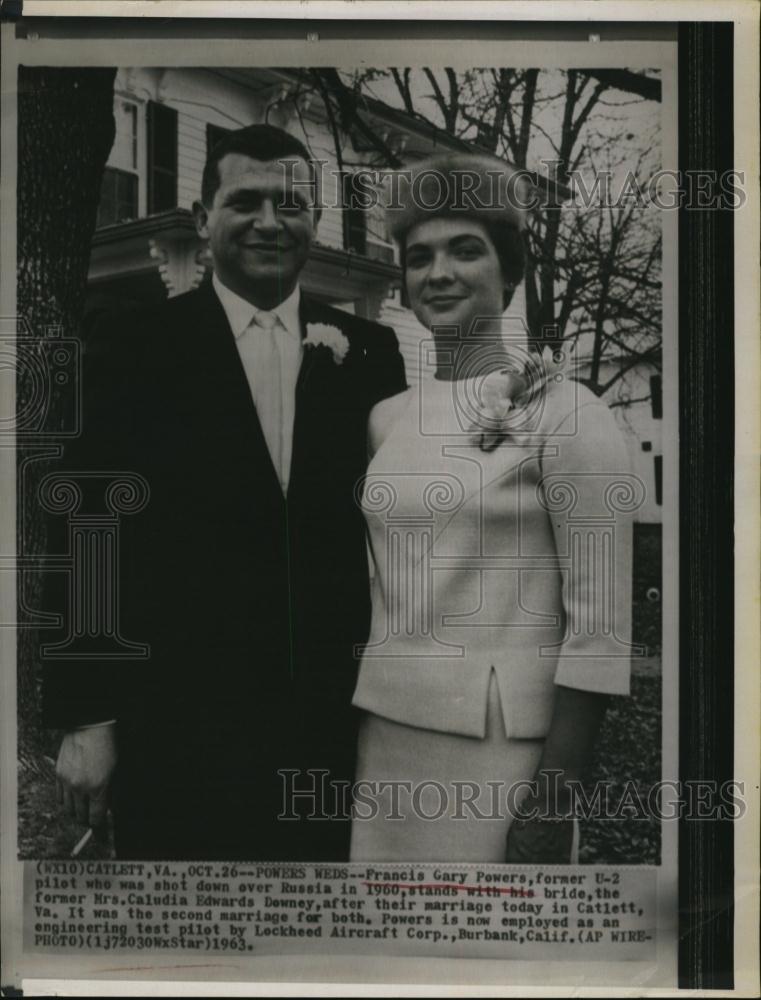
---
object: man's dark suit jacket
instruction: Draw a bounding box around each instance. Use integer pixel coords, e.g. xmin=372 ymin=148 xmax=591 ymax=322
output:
xmin=41 ymin=279 xmax=406 ymax=860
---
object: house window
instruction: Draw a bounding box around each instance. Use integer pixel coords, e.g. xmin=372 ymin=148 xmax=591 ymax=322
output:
xmin=97 ymin=99 xmax=139 ymax=227
xmin=344 ymin=205 xmax=367 ymax=254
xmin=650 ymin=374 xmax=663 ymax=419
xmin=342 ymin=173 xmax=367 ymax=255
xmin=147 ymin=101 xmax=178 ymax=214
xmin=97 ymin=169 xmax=138 ymax=227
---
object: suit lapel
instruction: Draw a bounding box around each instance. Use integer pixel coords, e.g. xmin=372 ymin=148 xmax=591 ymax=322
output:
xmin=295 ymin=294 xmax=332 ymax=394
xmin=288 ymin=295 xmax=345 ymax=503
xmin=296 ymin=299 xmax=315 ymax=395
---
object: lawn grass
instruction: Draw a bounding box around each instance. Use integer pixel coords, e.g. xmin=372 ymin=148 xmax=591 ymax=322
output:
xmin=578 ymin=673 xmax=662 ymax=864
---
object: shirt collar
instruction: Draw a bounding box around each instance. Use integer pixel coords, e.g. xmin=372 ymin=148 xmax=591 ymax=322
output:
xmin=212 ymin=272 xmax=302 ymax=343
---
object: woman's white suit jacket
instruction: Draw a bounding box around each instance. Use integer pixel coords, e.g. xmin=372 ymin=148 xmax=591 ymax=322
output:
xmin=353 ymin=374 xmax=639 ymax=740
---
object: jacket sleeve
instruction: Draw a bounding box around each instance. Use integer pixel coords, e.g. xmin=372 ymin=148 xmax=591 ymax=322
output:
xmin=40 ymin=310 xmax=143 ymax=730
xmin=539 ymin=388 xmax=637 ymax=696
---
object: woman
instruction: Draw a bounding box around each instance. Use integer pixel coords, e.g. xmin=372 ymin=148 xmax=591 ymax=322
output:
xmin=350 ymin=153 xmax=636 ymax=863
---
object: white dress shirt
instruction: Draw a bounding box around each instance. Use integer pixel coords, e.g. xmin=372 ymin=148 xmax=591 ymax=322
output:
xmin=212 ymin=272 xmax=303 ymax=493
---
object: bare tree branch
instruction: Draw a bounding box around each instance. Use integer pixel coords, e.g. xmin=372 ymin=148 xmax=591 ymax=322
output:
xmin=311 ymin=67 xmax=402 ymax=167
xmin=584 ymin=68 xmax=662 ymax=102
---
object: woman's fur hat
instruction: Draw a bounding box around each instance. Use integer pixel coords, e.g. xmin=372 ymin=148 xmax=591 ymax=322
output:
xmin=386 ymin=151 xmax=533 ymax=244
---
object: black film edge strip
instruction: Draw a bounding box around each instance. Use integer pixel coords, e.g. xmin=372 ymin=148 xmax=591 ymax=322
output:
xmin=678 ymin=19 xmax=735 ymax=991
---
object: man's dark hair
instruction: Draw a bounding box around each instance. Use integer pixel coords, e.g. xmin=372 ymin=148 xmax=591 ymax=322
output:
xmin=201 ymin=123 xmax=321 ymax=221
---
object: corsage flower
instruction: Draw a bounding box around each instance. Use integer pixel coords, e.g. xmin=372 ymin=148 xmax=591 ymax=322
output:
xmin=470 ymin=344 xmax=571 ymax=452
xmin=469 ymin=369 xmax=528 ymax=452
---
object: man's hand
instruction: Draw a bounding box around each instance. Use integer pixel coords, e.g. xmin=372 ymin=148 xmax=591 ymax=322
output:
xmin=56 ymin=725 xmax=117 ymax=829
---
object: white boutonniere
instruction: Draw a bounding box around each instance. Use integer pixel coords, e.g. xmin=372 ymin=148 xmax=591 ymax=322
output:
xmin=304 ymin=323 xmax=350 ymax=365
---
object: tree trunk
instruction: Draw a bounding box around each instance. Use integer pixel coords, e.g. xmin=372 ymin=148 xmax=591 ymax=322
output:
xmin=17 ymin=67 xmax=116 ymax=749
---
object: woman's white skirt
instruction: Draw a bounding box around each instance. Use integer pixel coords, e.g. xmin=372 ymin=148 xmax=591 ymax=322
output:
xmin=350 ymin=671 xmax=577 ymax=863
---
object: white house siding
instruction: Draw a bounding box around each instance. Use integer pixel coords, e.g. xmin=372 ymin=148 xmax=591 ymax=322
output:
xmin=176 ymin=112 xmax=207 ymax=209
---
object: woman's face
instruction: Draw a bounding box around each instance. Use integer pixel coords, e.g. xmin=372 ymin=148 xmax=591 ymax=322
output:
xmin=403 ymin=217 xmax=507 ymax=333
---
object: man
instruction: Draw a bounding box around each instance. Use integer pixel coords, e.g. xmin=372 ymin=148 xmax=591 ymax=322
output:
xmin=42 ymin=124 xmax=406 ymax=860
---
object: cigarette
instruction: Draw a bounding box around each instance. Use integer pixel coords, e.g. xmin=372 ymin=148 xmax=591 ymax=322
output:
xmin=71 ymin=827 xmax=93 ymax=858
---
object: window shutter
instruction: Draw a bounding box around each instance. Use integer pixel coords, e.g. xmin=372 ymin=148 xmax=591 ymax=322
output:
xmin=147 ymin=101 xmax=178 ymax=214
xmin=650 ymin=374 xmax=663 ymax=420
xmin=654 ymin=455 xmax=663 ymax=506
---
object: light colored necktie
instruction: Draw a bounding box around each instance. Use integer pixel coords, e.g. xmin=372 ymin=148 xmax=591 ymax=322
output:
xmin=250 ymin=310 xmax=285 ymax=491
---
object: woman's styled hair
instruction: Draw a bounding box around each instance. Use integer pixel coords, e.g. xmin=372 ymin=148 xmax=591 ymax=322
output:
xmin=387 ymin=152 xmax=531 ymax=302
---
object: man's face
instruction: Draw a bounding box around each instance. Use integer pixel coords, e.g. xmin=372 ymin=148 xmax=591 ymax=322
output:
xmin=194 ymin=153 xmax=316 ymax=305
